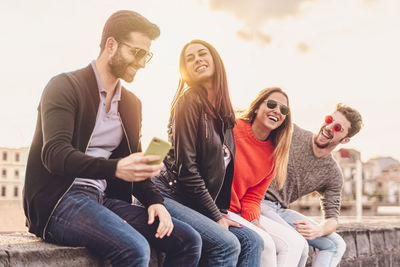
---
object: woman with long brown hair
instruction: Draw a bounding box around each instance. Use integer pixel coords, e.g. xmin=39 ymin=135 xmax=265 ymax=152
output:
xmin=152 ymin=40 xmax=263 ymax=266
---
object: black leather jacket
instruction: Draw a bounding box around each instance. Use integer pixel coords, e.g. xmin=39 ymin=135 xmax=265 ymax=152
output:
xmin=159 ymin=88 xmax=235 ymax=222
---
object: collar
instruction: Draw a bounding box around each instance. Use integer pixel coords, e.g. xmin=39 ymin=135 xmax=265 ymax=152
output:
xmin=90 ymin=60 xmax=122 ymax=101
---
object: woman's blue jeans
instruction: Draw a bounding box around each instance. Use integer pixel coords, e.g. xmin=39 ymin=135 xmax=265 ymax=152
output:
xmin=152 ymin=178 xmax=263 ymax=267
xmin=261 ymin=200 xmax=346 ymax=267
xmin=45 ymin=185 xmax=202 ymax=267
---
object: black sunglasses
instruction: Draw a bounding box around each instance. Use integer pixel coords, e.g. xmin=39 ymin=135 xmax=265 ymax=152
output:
xmin=265 ymin=99 xmax=289 ymax=115
xmin=119 ymin=41 xmax=153 ymax=63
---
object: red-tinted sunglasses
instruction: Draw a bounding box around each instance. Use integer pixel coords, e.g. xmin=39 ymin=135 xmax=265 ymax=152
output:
xmin=324 ymin=115 xmax=344 ymax=132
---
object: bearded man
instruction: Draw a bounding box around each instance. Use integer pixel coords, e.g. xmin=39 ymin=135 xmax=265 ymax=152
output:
xmin=23 ymin=10 xmax=201 ymax=267
xmin=261 ymin=103 xmax=363 ymax=267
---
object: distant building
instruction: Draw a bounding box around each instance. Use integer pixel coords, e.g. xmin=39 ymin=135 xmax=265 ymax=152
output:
xmin=333 ymin=148 xmax=363 ymax=202
xmin=291 ymin=149 xmax=400 ymax=216
xmin=375 ymin=165 xmax=400 ymax=204
xmin=364 ymin=156 xmax=400 ymax=178
xmin=363 ymin=156 xmax=400 ymax=202
xmin=363 ymin=160 xmax=377 ymax=200
xmin=0 ymin=147 xmax=28 ymax=200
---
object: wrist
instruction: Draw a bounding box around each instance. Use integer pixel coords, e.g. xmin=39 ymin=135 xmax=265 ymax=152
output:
xmin=250 ymin=218 xmax=260 ymax=225
xmin=317 ymin=224 xmax=324 ymax=237
xmin=115 ymin=158 xmax=124 ymax=178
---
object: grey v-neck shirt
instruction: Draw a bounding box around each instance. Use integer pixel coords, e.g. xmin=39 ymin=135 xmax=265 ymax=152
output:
xmin=74 ymin=61 xmax=123 ymax=192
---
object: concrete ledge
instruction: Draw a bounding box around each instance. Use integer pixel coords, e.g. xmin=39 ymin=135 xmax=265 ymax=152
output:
xmin=305 ymin=221 xmax=400 ymax=267
xmin=0 ymin=234 xmax=108 ymax=267
xmin=0 ymin=233 xmax=162 ymax=267
xmin=1 ymin=220 xmax=400 ymax=267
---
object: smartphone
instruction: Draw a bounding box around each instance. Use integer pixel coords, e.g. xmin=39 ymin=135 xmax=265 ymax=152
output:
xmin=144 ymin=137 xmax=171 ymax=165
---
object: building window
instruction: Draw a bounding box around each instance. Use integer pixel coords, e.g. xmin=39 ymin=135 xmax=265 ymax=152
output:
xmin=15 ymin=152 xmax=20 ymax=162
xmin=15 ymin=169 xmax=19 ymax=178
xmin=14 ymin=186 xmax=19 ymax=197
xmin=344 ymin=168 xmax=351 ymax=179
xmin=2 ymin=152 xmax=7 ymax=161
xmin=1 ymin=169 xmax=6 ymax=178
xmin=1 ymin=186 xmax=5 ymax=197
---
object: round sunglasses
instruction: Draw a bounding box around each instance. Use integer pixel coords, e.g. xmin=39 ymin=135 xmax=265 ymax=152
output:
xmin=324 ymin=115 xmax=344 ymax=132
xmin=265 ymin=99 xmax=289 ymax=115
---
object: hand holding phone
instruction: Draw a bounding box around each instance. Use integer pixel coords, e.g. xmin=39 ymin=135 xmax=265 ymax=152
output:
xmin=144 ymin=137 xmax=171 ymax=165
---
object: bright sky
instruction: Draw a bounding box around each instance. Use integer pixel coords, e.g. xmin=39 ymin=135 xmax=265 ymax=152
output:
xmin=1 ymin=0 xmax=399 ymax=162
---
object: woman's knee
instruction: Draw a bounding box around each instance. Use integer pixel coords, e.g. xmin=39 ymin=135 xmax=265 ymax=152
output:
xmin=255 ymin=231 xmax=274 ymax=253
xmin=293 ymin=233 xmax=309 ymax=254
xmin=225 ymin=231 xmax=242 ymax=255
xmin=274 ymin=226 xmax=307 ymax=256
xmin=238 ymin=227 xmax=265 ymax=253
xmin=301 ymin=238 xmax=310 ymax=258
xmin=333 ymin=233 xmax=346 ymax=256
xmin=206 ymin=229 xmax=241 ymax=258
xmin=253 ymin=230 xmax=265 ymax=251
xmin=201 ymin=231 xmax=241 ymax=267
xmin=312 ymin=232 xmax=346 ymax=254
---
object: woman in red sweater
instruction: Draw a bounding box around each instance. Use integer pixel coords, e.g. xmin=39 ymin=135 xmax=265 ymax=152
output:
xmin=228 ymin=87 xmax=307 ymax=267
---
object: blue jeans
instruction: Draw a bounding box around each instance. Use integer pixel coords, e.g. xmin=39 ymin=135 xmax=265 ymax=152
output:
xmin=45 ymin=185 xmax=202 ymax=267
xmin=152 ymin=179 xmax=263 ymax=267
xmin=261 ymin=200 xmax=346 ymax=267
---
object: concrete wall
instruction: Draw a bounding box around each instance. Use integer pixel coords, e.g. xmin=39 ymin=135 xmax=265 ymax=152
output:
xmin=333 ymin=223 xmax=400 ymax=267
xmin=0 ymin=200 xmax=26 ymax=233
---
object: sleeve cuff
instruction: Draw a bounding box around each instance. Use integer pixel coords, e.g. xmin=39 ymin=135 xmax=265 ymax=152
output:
xmin=138 ymin=192 xmax=164 ymax=208
xmin=102 ymin=158 xmax=119 ymax=178
xmin=241 ymin=210 xmax=260 ymax=222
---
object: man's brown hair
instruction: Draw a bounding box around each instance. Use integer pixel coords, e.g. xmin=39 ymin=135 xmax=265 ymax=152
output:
xmin=100 ymin=10 xmax=160 ymax=52
xmin=335 ymin=103 xmax=363 ymax=138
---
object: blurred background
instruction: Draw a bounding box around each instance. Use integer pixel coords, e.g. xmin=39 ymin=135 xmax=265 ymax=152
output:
xmin=1 ymin=0 xmax=399 ymax=232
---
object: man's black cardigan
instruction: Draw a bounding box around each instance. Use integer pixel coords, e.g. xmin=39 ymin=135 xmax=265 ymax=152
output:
xmin=23 ymin=64 xmax=163 ymax=238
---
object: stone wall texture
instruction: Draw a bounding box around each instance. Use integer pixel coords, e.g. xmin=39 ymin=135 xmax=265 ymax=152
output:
xmin=337 ymin=223 xmax=400 ymax=267
xmin=1 ymin=221 xmax=399 ymax=267
xmin=304 ymin=222 xmax=400 ymax=267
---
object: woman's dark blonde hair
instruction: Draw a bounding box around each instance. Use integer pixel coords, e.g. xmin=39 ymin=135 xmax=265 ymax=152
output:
xmin=170 ymin=40 xmax=235 ymax=127
xmin=240 ymin=87 xmax=293 ymax=189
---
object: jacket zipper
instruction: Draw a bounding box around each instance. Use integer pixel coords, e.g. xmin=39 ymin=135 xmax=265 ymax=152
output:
xmin=118 ymin=112 xmax=133 ymax=195
xmin=42 ymin=131 xmax=95 ymax=239
xmin=118 ymin=113 xmax=132 ymax=153
xmin=118 ymin=113 xmax=134 ymax=195
xmin=205 ymin=113 xmax=208 ymax=139
xmin=214 ymin=166 xmax=225 ymax=201
xmin=213 ymin=122 xmax=229 ymax=200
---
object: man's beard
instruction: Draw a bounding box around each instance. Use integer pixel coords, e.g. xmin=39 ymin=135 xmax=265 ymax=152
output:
xmin=314 ymin=127 xmax=344 ymax=149
xmin=314 ymin=135 xmax=329 ymax=149
xmin=108 ymin=49 xmax=136 ymax=83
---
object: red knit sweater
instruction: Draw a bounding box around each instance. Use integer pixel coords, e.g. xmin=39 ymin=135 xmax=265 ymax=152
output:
xmin=228 ymin=119 xmax=276 ymax=221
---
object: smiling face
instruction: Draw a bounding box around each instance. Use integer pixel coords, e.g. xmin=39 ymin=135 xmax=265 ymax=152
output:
xmin=314 ymin=111 xmax=351 ymax=149
xmin=108 ymin=32 xmax=152 ymax=83
xmin=253 ymin=92 xmax=288 ymax=137
xmin=183 ymin=43 xmax=215 ymax=86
